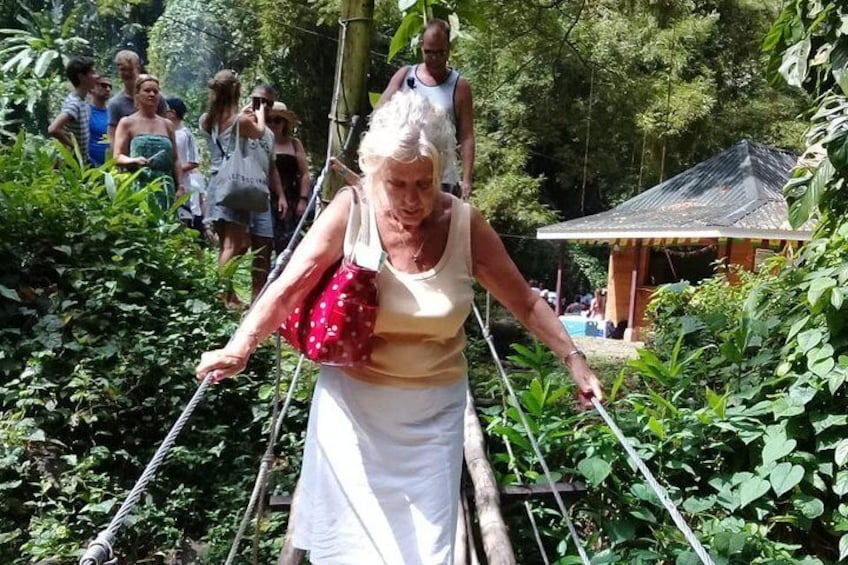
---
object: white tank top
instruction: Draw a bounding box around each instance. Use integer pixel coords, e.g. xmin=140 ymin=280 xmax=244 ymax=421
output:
xmin=402 ymin=65 xmax=461 ymax=185
xmin=344 ymin=196 xmax=473 ymax=388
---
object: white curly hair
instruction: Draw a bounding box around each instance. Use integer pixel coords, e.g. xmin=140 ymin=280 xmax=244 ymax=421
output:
xmin=358 ymin=90 xmax=456 ymax=197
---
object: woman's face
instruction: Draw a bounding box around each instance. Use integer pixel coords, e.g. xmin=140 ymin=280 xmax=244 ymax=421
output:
xmin=269 ymin=115 xmax=288 ymax=136
xmin=137 ymin=80 xmax=160 ymax=109
xmin=380 ymin=157 xmax=437 ymax=227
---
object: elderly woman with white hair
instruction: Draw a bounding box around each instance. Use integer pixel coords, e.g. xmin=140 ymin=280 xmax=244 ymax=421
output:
xmin=196 ymin=91 xmax=603 ymax=563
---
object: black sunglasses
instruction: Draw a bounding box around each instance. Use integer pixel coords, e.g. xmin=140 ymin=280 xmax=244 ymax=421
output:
xmin=98 ymin=82 xmax=112 ymax=88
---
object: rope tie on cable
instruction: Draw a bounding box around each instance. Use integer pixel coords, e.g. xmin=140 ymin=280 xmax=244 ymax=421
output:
xmin=471 ymin=302 xmax=592 ymax=565
xmin=591 ymin=397 xmax=715 ymax=565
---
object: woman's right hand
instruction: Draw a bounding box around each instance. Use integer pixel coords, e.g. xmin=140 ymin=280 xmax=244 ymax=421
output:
xmin=135 ymin=156 xmax=149 ymax=167
xmin=196 ymin=348 xmax=249 ymax=383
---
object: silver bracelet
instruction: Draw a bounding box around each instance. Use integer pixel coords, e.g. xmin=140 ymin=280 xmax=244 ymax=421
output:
xmin=563 ymin=349 xmax=587 ymax=362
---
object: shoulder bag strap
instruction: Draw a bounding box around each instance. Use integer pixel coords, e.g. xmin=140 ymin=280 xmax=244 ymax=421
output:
xmin=340 ymin=186 xmax=376 ymax=257
xmin=212 ymin=116 xmax=239 ymax=159
xmin=341 ymin=186 xmax=360 ymax=258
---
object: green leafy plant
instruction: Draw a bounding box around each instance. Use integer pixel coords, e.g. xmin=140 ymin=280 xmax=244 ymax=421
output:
xmin=0 ymin=134 xmax=311 ymax=563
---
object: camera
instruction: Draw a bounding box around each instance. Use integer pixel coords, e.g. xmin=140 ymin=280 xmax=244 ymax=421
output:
xmin=251 ymin=97 xmax=266 ymax=111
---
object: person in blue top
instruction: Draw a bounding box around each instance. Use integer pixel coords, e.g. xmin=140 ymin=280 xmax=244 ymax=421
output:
xmin=88 ymin=75 xmax=111 ymax=166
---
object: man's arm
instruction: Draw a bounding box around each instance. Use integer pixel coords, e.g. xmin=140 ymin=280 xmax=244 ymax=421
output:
xmin=455 ymin=77 xmax=475 ymax=199
xmin=377 ymin=66 xmax=409 ymax=108
xmin=47 ymin=113 xmax=74 ymax=148
xmin=106 ymin=99 xmax=119 ymax=147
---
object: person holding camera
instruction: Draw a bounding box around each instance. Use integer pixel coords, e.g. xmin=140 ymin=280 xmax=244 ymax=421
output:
xmin=199 ymin=70 xmax=286 ymax=309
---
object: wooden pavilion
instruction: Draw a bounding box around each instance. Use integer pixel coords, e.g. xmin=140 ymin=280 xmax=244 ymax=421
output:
xmin=537 ymin=140 xmax=811 ymax=341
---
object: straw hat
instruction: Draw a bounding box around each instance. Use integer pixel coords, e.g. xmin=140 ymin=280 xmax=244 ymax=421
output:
xmin=269 ymin=101 xmax=300 ymax=125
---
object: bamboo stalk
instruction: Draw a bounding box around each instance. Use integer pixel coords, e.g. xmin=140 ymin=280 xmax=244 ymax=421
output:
xmin=464 ymin=388 xmax=516 ymax=565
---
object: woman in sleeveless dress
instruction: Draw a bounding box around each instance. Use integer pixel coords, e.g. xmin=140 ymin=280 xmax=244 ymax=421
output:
xmin=268 ymin=101 xmax=310 ymax=254
xmin=112 ymin=74 xmax=182 ymax=210
xmin=197 ymin=70 xmax=287 ymax=308
xmin=197 ymin=91 xmax=604 ymax=564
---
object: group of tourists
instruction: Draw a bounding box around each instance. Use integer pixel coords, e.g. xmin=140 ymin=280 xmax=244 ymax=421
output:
xmin=48 ymin=51 xmax=312 ymax=308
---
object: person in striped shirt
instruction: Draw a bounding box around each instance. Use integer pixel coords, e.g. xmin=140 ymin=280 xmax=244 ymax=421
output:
xmin=48 ymin=56 xmax=98 ymax=164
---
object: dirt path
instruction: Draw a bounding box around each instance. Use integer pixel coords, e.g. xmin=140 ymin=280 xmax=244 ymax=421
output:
xmin=572 ymin=336 xmax=642 ymax=381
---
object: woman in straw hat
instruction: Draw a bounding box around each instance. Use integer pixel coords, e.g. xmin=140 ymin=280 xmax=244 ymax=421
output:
xmin=268 ymin=101 xmax=311 ymax=253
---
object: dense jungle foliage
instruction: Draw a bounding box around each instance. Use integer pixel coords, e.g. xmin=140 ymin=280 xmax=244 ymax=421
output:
xmin=0 ymin=141 xmax=309 ymax=562
xmin=1 ymin=0 xmax=846 ymax=563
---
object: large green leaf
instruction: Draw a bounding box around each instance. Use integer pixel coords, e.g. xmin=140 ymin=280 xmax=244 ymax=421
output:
xmin=789 ymin=159 xmax=834 ymax=227
xmin=796 ymin=329 xmax=823 ymax=353
xmin=834 ymin=471 xmax=848 ymax=496
xmin=836 ymin=439 xmax=848 ymax=467
xmin=762 ymin=436 xmax=796 ymax=466
xmin=0 ymin=285 xmax=21 ymax=302
xmin=829 ymin=133 xmax=848 ymax=172
xmin=739 ymin=477 xmax=770 ymax=508
xmin=388 ymin=11 xmax=423 ymax=62
xmin=578 ymin=456 xmax=612 ymax=487
xmin=839 ymin=533 xmax=848 ymax=562
xmin=32 ymin=48 xmax=56 ymax=77
xmin=779 ymin=37 xmax=811 ymax=87
xmin=808 ymin=276 xmax=837 ymax=307
xmin=794 ymin=494 xmax=825 ymax=519
xmin=770 ymin=462 xmax=804 ymax=497
xmin=712 ymin=531 xmax=747 ymax=556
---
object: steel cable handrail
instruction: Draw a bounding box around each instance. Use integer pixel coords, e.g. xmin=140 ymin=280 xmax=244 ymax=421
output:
xmin=224 ymin=352 xmax=305 ymax=565
xmin=590 ymin=397 xmax=715 ymax=565
xmin=474 ymin=295 xmax=714 ymax=565
xmin=78 ymin=127 xmax=340 ymax=565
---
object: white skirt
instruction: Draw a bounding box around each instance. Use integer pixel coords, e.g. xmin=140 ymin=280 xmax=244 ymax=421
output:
xmin=291 ymin=366 xmax=467 ymax=564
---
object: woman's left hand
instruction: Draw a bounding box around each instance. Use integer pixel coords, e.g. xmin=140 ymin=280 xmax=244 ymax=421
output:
xmin=296 ymin=197 xmax=307 ymax=216
xmin=566 ymin=356 xmax=604 ymax=408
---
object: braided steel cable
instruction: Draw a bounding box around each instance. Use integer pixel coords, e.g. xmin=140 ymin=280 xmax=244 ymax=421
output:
xmin=591 ymin=397 xmax=715 ymax=565
xmin=502 ymin=433 xmax=551 ymax=565
xmin=79 ymin=374 xmax=215 ymax=565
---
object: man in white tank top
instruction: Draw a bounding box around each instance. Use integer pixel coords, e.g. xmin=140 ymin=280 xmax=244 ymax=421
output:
xmin=380 ymin=19 xmax=476 ymax=199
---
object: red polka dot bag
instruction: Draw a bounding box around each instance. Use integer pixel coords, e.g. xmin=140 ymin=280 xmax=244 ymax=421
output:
xmin=279 ymin=187 xmax=380 ymax=366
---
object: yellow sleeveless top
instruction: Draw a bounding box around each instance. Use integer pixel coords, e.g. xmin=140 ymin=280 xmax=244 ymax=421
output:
xmin=344 ymin=196 xmax=474 ymax=388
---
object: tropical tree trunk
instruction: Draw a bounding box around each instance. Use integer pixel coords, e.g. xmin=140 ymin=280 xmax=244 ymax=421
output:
xmin=325 ymin=0 xmax=374 ymax=199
